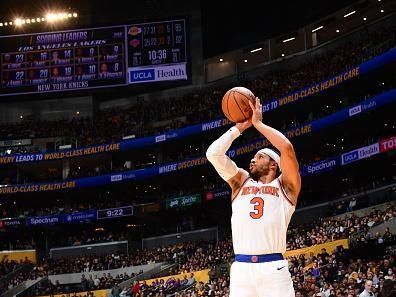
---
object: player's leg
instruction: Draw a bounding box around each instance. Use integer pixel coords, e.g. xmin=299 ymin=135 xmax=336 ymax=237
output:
xmin=255 ymin=260 xmax=295 ymax=297
xmin=229 ymin=261 xmax=258 ymax=297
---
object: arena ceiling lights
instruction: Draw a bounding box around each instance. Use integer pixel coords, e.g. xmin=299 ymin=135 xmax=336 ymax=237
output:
xmin=311 ymin=26 xmax=324 ymax=33
xmin=250 ymin=47 xmax=263 ymax=53
xmin=282 ymin=37 xmax=296 ymax=43
xmin=10 ymin=11 xmax=78 ymax=27
xmin=343 ymin=10 xmax=356 ymax=18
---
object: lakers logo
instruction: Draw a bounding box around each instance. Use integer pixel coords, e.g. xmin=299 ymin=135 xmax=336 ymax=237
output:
xmin=128 ymin=26 xmax=142 ymax=36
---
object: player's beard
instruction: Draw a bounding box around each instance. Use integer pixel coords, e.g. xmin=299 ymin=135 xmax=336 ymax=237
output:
xmin=250 ymin=165 xmax=270 ymax=180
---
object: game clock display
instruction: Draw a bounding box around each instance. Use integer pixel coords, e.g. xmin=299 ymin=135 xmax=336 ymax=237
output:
xmin=127 ymin=19 xmax=188 ymax=84
xmin=97 ymin=206 xmax=133 ymax=220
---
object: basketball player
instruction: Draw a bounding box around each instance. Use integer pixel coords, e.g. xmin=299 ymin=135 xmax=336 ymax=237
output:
xmin=206 ymin=97 xmax=301 ymax=297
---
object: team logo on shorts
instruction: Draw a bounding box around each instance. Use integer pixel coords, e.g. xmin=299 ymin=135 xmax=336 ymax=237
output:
xmin=251 ymin=256 xmax=258 ymax=263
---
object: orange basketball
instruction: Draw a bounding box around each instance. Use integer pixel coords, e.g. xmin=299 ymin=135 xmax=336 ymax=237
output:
xmin=221 ymin=87 xmax=256 ymax=123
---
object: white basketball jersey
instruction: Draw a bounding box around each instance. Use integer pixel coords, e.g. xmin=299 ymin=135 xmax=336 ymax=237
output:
xmin=231 ymin=176 xmax=295 ymax=255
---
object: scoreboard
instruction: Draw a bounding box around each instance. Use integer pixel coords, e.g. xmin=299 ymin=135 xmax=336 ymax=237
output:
xmin=127 ymin=19 xmax=187 ymax=84
xmin=0 ymin=26 xmax=127 ymax=95
xmin=0 ymin=18 xmax=189 ymax=96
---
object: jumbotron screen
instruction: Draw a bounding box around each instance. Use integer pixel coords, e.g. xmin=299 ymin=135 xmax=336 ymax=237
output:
xmin=0 ymin=18 xmax=189 ymax=96
xmin=127 ymin=19 xmax=187 ymax=84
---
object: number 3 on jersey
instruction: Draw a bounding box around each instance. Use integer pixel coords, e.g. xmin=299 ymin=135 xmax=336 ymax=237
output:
xmin=250 ymin=197 xmax=264 ymax=219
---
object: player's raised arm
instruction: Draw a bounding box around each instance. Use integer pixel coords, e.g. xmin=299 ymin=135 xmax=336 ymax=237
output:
xmin=248 ymin=98 xmax=301 ymax=205
xmin=206 ymin=120 xmax=251 ymax=196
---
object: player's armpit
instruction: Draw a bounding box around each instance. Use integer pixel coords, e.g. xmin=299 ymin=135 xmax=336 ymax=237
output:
xmin=229 ymin=169 xmax=250 ymax=202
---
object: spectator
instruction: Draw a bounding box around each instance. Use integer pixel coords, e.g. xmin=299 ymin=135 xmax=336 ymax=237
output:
xmin=111 ymin=283 xmax=120 ymax=297
xmin=359 ymin=280 xmax=374 ymax=297
xmin=379 ymin=279 xmax=396 ymax=297
xmin=186 ymin=272 xmax=195 ymax=286
xmin=349 ymin=197 xmax=357 ymax=212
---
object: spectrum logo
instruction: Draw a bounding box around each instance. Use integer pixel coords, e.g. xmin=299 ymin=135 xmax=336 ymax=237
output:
xmin=130 ymin=69 xmax=155 ymax=82
xmin=306 ymin=158 xmax=338 ymax=175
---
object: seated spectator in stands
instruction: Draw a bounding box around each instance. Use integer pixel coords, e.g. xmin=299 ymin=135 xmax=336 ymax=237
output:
xmin=119 ymin=286 xmax=128 ymax=297
xmin=186 ymin=272 xmax=195 ymax=286
xmin=359 ymin=280 xmax=374 ymax=297
xmin=312 ymin=261 xmax=321 ymax=278
xmin=384 ymin=228 xmax=393 ymax=242
xmin=378 ymin=279 xmax=396 ymax=297
xmin=111 ymin=283 xmax=120 ymax=297
xmin=131 ymin=280 xmax=140 ymax=296
xmin=140 ymin=280 xmax=148 ymax=294
xmin=180 ymin=274 xmax=188 ymax=287
xmin=348 ymin=197 xmax=357 ymax=211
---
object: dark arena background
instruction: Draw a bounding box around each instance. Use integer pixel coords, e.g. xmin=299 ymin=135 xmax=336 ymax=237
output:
xmin=0 ymin=0 xmax=395 ymax=296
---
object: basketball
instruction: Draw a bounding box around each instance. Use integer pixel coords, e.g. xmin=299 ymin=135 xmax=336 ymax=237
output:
xmin=221 ymin=87 xmax=256 ymax=123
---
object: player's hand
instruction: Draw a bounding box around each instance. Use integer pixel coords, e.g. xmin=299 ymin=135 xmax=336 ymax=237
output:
xmin=235 ymin=119 xmax=252 ymax=133
xmin=248 ymin=97 xmax=263 ymax=126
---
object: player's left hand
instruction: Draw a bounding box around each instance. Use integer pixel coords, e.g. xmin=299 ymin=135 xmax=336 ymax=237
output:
xmin=248 ymin=97 xmax=263 ymax=126
xmin=235 ymin=119 xmax=252 ymax=133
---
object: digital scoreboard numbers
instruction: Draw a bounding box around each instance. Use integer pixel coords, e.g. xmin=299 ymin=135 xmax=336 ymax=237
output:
xmin=127 ymin=19 xmax=188 ymax=84
xmin=0 ymin=26 xmax=127 ymax=96
xmin=97 ymin=206 xmax=133 ymax=220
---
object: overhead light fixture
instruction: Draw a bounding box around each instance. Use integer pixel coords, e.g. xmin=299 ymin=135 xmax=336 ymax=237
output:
xmin=244 ymin=59 xmax=248 ymax=63
xmin=282 ymin=37 xmax=295 ymax=43
xmin=363 ymin=17 xmax=367 ymax=21
xmin=336 ymin=29 xmax=340 ymax=33
xmin=344 ymin=10 xmax=356 ymax=18
xmin=46 ymin=13 xmax=56 ymax=22
xmin=381 ymin=9 xmax=384 ymax=13
xmin=312 ymin=26 xmax=323 ymax=33
xmin=250 ymin=47 xmax=262 ymax=53
xmin=281 ymin=53 xmax=285 ymax=57
xmin=219 ymin=58 xmax=223 ymax=62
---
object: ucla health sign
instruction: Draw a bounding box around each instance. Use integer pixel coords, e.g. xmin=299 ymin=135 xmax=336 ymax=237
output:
xmin=128 ymin=63 xmax=187 ymax=84
xmin=342 ymin=143 xmax=380 ymax=165
xmin=358 ymin=143 xmax=380 ymax=160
